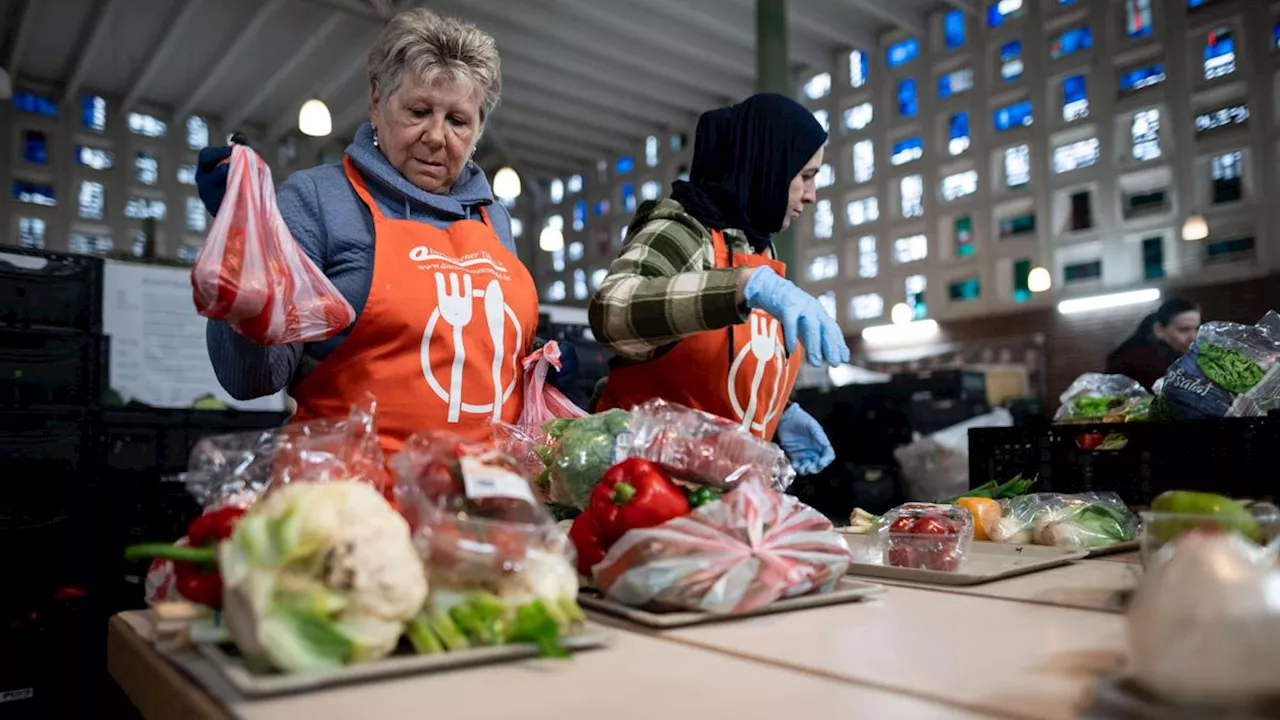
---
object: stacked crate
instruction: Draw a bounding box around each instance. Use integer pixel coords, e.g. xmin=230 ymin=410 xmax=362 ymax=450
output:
xmin=0 ymin=246 xmax=106 ymax=718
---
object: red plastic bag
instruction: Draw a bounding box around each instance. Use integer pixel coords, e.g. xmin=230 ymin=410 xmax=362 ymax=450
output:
xmin=592 ymin=480 xmax=852 ymax=614
xmin=516 ymin=341 xmax=587 ymax=426
xmin=191 ymin=144 xmax=355 ymax=345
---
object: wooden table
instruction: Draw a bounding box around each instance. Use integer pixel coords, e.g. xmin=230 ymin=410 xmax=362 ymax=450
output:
xmin=107 ymin=612 xmax=989 ymax=720
xmin=649 ymin=585 xmax=1126 ymax=720
xmin=859 ymin=559 xmax=1141 ymax=614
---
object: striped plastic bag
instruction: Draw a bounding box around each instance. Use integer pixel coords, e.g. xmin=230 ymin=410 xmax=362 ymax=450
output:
xmin=191 ymin=144 xmax=354 ymax=345
xmin=516 ymin=340 xmax=587 ymax=425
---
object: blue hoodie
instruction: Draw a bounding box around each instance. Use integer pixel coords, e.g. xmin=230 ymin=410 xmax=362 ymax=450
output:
xmin=206 ymin=123 xmax=515 ymax=400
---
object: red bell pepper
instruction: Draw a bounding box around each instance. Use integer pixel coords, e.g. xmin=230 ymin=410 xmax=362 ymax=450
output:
xmin=126 ymin=506 xmax=246 ymax=608
xmin=568 ymin=512 xmax=607 ymax=577
xmin=586 ymin=459 xmax=690 ymax=546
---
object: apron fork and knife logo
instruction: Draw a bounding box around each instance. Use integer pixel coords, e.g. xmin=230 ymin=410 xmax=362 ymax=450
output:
xmin=421 ymin=270 xmax=523 ymax=423
xmin=728 ymin=312 xmax=786 ymax=434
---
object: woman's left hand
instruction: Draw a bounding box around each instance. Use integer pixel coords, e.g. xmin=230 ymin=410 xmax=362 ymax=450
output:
xmin=776 ymin=404 xmax=835 ymax=476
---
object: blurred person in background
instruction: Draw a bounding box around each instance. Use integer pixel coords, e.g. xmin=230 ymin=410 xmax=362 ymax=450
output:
xmin=589 ymin=94 xmax=848 ymax=476
xmin=1106 ymin=297 xmax=1201 ymax=391
xmin=196 ymin=9 xmax=566 ymax=450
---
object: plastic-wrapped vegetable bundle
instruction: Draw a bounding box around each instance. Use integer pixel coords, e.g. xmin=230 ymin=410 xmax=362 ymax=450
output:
xmin=1054 ymin=373 xmax=1152 ymax=423
xmin=985 ymin=492 xmax=1140 ymax=549
xmin=191 ymin=145 xmax=355 ymax=345
xmin=615 ymin=399 xmax=796 ymax=493
xmin=592 ymin=480 xmax=851 ymax=614
xmin=1158 ymin=312 xmax=1280 ymax=421
xmin=542 ymin=410 xmax=633 ymax=509
xmin=146 ymin=398 xmax=391 ymax=605
xmin=390 ymin=433 xmax=585 ymax=656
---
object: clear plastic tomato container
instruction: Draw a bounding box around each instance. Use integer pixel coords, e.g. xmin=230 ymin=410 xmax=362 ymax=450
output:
xmin=874 ymin=503 xmax=975 ymax=572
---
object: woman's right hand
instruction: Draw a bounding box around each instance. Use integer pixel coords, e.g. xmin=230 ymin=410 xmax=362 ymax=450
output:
xmin=195 ymin=135 xmax=250 ymax=217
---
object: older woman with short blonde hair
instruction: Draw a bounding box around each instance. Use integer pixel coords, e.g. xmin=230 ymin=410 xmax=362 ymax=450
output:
xmin=198 ymin=9 xmax=542 ymax=449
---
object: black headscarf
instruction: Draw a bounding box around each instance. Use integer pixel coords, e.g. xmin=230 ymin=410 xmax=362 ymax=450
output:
xmin=669 ymin=93 xmax=828 ymax=253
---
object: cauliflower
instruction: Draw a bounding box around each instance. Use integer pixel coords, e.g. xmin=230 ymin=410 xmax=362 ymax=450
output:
xmin=219 ymin=480 xmax=428 ymax=673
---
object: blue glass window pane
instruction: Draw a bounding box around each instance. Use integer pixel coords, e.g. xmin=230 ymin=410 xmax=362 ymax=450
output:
xmin=994 ymin=100 xmax=1033 ymax=132
xmin=1050 ymin=26 xmax=1092 ymax=60
xmin=1000 ymin=41 xmax=1024 ymax=81
xmin=897 ymin=78 xmax=918 ymax=117
xmin=950 ymin=113 xmax=970 ymax=139
xmin=887 ymin=38 xmax=919 ymax=67
xmin=13 ymin=91 xmax=57 ymax=117
xmin=944 ymin=11 xmax=965 ymax=49
xmin=615 ymin=156 xmax=634 ymax=174
xmin=22 ymin=131 xmax=48 ymax=165
xmin=1118 ymin=63 xmax=1166 ymax=92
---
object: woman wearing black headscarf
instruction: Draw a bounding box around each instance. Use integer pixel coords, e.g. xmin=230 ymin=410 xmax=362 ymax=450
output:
xmin=589 ymin=94 xmax=848 ymax=475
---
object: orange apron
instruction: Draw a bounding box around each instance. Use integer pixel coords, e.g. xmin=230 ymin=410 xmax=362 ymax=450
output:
xmin=290 ymin=156 xmax=539 ymax=454
xmin=597 ymin=229 xmax=802 ymax=440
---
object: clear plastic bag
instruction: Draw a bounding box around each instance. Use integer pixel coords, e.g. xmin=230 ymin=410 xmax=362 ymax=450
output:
xmin=542 ymin=410 xmax=632 ymax=509
xmin=191 ymin=144 xmax=355 ymax=345
xmin=592 ymin=479 xmax=851 ymax=613
xmin=516 ymin=341 xmax=587 ymax=426
xmin=389 ymin=433 xmax=582 ymax=634
xmin=985 ymin=492 xmax=1140 ymax=549
xmin=147 ymin=397 xmax=388 ymax=604
xmin=1054 ymin=373 xmax=1152 ymax=423
xmin=873 ymin=503 xmax=974 ymax=572
xmin=614 ymin=399 xmax=795 ymax=493
xmin=1159 ymin=312 xmax=1280 ymax=421
xmin=893 ymin=409 xmax=1013 ymax=502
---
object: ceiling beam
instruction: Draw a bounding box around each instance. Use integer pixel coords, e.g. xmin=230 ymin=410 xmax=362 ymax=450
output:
xmin=6 ymin=0 xmax=37 ymax=81
xmin=943 ymin=0 xmax=978 ymax=14
xmin=787 ymin=0 xmax=881 ymax=49
xmin=265 ymin=26 xmax=379 ymax=140
xmin=546 ymin=0 xmax=754 ymax=82
xmin=62 ymin=0 xmax=122 ymax=105
xmin=632 ymin=0 xmax=829 ymax=68
xmin=500 ymin=85 xmax=661 ymax=139
xmin=485 ymin=30 xmax=723 ymax=114
xmin=174 ymin=0 xmax=288 ymax=122
xmin=123 ymin=0 xmax=203 ymax=111
xmin=433 ymin=0 xmax=754 ymax=99
xmin=511 ymin=148 xmax=586 ymax=177
xmin=489 ymin=124 xmax=600 ymax=166
xmin=839 ymin=0 xmax=926 ymax=37
xmin=499 ymin=61 xmax=691 ymax=129
xmin=720 ymin=0 xmax=875 ymax=50
xmin=222 ymin=12 xmax=345 ymax=132
xmin=496 ymin=107 xmax=634 ymax=153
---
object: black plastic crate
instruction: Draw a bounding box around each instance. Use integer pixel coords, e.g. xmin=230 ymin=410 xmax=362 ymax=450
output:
xmin=0 ymin=409 xmax=97 ymax=525
xmin=906 ymin=397 xmax=991 ymax=435
xmin=0 ymin=328 xmax=105 ymax=407
xmin=968 ymin=417 xmax=1280 ymax=506
xmin=0 ymin=247 xmax=103 ymax=333
xmin=892 ymin=369 xmax=987 ymax=402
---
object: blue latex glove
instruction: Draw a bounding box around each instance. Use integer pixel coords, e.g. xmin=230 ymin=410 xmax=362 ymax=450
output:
xmin=776 ymin=403 xmax=834 ymax=476
xmin=742 ymin=266 xmax=850 ymax=367
xmin=195 ymin=135 xmax=249 ymax=217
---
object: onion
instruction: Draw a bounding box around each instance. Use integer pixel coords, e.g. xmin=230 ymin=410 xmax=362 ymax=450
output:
xmin=1127 ymin=530 xmax=1280 ymax=704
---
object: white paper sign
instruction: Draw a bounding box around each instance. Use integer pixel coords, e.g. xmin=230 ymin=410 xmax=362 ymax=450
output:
xmin=101 ymin=260 xmax=286 ymax=411
xmin=459 ymin=456 xmax=536 ymax=504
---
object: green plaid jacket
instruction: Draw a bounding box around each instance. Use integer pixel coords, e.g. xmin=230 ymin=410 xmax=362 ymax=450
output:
xmin=588 ymin=198 xmax=762 ymax=363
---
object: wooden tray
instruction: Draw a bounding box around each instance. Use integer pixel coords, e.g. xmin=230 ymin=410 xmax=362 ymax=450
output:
xmin=1081 ymin=539 xmax=1139 ymax=557
xmin=577 ymin=576 xmax=884 ymax=629
xmin=194 ymin=626 xmax=613 ymax=698
xmin=843 ymin=537 xmax=1087 ymax=586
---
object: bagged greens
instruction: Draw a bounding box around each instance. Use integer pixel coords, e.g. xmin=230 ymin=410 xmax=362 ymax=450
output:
xmin=1158 ymin=311 xmax=1280 ymax=420
xmin=1054 ymin=373 xmax=1151 ymax=423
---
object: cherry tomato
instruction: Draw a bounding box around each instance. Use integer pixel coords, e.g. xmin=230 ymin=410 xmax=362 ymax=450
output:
xmin=419 ymin=460 xmax=464 ymax=500
xmin=889 ymin=517 xmax=915 ymax=534
xmin=911 ymin=516 xmax=956 ymax=535
xmin=926 ymin=548 xmax=964 ymax=572
xmin=485 ymin=525 xmax=529 ymax=569
xmin=426 ymin=522 xmax=464 ymax=569
xmin=1076 ymin=433 xmax=1104 ymax=451
xmin=886 ymin=544 xmax=919 ymax=568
